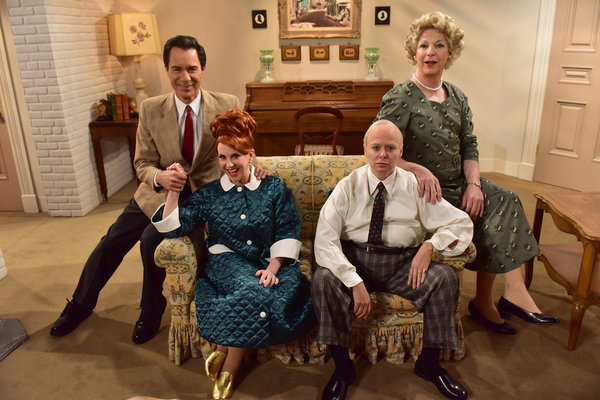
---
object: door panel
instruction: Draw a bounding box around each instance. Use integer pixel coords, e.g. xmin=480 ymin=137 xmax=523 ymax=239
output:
xmin=534 ymin=0 xmax=600 ymax=191
xmin=0 ymin=106 xmax=23 ymax=211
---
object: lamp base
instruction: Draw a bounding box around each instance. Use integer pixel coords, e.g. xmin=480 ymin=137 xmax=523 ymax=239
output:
xmin=135 ymin=91 xmax=148 ymax=110
xmin=133 ymin=55 xmax=149 ymax=109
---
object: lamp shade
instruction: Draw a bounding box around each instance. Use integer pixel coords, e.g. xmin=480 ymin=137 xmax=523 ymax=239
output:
xmin=108 ymin=13 xmax=161 ymax=56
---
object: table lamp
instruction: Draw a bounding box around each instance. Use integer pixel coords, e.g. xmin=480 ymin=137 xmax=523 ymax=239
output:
xmin=108 ymin=13 xmax=161 ymax=110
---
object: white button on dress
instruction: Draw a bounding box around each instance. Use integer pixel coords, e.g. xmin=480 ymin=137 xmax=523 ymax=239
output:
xmin=240 ymin=214 xmax=246 ymax=220
xmin=247 ymin=240 xmax=252 ymax=245
xmin=237 ymin=187 xmax=242 ymax=192
xmin=260 ymin=311 xmax=266 ymax=318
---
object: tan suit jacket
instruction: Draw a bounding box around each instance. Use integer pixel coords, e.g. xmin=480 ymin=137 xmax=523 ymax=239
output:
xmin=133 ymin=89 xmax=240 ymax=217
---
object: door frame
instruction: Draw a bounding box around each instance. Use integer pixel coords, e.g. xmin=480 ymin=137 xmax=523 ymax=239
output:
xmin=0 ymin=0 xmax=42 ymax=212
xmin=519 ymin=0 xmax=557 ymax=181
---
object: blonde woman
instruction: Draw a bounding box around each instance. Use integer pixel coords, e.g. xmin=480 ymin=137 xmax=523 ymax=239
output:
xmin=377 ymin=11 xmax=558 ymax=337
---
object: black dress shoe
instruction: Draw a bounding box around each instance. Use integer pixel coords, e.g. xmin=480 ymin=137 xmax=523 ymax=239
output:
xmin=414 ymin=362 xmax=467 ymax=400
xmin=468 ymin=300 xmax=516 ymax=335
xmin=497 ymin=296 xmax=560 ymax=324
xmin=50 ymin=299 xmax=93 ymax=337
xmin=132 ymin=297 xmax=166 ymax=344
xmin=321 ymin=370 xmax=355 ymax=400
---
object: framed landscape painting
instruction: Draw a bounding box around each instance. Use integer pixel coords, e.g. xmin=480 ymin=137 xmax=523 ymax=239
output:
xmin=279 ymin=0 xmax=361 ymax=39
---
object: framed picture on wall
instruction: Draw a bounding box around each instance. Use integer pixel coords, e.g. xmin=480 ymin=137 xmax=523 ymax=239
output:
xmin=281 ymin=45 xmax=301 ymax=61
xmin=279 ymin=0 xmax=361 ymax=39
xmin=309 ymin=45 xmax=329 ymax=61
xmin=339 ymin=44 xmax=359 ymax=60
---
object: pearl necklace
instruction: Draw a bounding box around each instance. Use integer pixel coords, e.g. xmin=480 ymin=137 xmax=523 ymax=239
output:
xmin=412 ymin=73 xmax=443 ymax=91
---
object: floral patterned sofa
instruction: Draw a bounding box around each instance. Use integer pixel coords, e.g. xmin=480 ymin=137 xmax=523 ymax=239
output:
xmin=154 ymin=155 xmax=476 ymax=367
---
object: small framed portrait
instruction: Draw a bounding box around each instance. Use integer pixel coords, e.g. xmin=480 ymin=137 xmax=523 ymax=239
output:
xmin=252 ymin=10 xmax=267 ymax=28
xmin=281 ymin=45 xmax=301 ymax=61
xmin=339 ymin=44 xmax=359 ymax=60
xmin=309 ymin=45 xmax=329 ymax=61
xmin=375 ymin=6 xmax=390 ymax=25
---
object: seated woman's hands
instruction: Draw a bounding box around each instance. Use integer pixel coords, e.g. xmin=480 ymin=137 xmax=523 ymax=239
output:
xmin=158 ymin=162 xmax=188 ymax=192
xmin=255 ymin=269 xmax=279 ymax=288
xmin=255 ymin=257 xmax=284 ymax=288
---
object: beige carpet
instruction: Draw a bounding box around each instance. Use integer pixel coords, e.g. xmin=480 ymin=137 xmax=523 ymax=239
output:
xmin=0 ymin=173 xmax=599 ymax=400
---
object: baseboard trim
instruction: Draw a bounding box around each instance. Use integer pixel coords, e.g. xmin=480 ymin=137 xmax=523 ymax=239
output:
xmin=479 ymin=157 xmax=522 ymax=178
xmin=21 ymin=194 xmax=39 ymax=213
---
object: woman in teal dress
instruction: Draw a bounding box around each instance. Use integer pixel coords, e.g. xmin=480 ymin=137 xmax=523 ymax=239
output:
xmin=376 ymin=11 xmax=558 ymax=335
xmin=152 ymin=109 xmax=315 ymax=399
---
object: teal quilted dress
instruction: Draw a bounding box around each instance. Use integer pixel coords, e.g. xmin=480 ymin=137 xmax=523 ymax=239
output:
xmin=157 ymin=175 xmax=315 ymax=348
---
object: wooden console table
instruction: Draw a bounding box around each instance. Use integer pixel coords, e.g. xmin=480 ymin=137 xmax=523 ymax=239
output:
xmin=244 ymin=80 xmax=394 ymax=156
xmin=89 ymin=119 xmax=138 ymax=201
xmin=525 ymin=192 xmax=600 ymax=350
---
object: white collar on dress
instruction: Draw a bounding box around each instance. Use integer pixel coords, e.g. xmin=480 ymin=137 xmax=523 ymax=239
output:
xmin=220 ymin=165 xmax=261 ymax=191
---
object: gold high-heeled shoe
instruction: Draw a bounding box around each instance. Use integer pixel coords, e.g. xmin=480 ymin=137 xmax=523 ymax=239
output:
xmin=205 ymin=350 xmax=226 ymax=381
xmin=212 ymin=371 xmax=234 ymax=399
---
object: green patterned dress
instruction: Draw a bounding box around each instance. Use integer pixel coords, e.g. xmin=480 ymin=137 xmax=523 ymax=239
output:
xmin=376 ymin=80 xmax=538 ymax=273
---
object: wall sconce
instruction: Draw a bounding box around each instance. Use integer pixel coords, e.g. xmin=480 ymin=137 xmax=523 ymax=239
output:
xmin=108 ymin=13 xmax=161 ymax=109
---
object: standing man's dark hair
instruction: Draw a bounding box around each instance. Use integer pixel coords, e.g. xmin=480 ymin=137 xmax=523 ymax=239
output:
xmin=163 ymin=35 xmax=206 ymax=69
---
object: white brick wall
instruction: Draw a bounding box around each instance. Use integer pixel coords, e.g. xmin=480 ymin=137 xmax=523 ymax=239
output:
xmin=8 ymin=0 xmax=134 ymax=216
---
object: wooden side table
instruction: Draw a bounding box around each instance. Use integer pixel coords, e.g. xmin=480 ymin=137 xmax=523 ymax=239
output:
xmin=89 ymin=119 xmax=138 ymax=201
xmin=525 ymin=192 xmax=600 ymax=349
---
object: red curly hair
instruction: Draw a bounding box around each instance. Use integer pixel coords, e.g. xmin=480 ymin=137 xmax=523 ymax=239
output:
xmin=210 ymin=109 xmax=256 ymax=154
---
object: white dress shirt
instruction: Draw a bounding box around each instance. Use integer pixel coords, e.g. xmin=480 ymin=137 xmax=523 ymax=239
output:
xmin=314 ymin=165 xmax=473 ymax=288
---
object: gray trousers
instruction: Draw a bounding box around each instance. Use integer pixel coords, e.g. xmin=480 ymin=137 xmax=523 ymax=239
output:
xmin=311 ymin=242 xmax=459 ymax=350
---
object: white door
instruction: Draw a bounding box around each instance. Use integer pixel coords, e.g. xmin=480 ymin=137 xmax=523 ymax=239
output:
xmin=0 ymin=101 xmax=23 ymax=211
xmin=534 ymin=0 xmax=600 ymax=191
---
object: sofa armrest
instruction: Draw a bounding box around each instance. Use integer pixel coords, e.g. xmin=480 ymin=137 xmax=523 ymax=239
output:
xmin=432 ymin=242 xmax=476 ymax=269
xmin=154 ymin=236 xmax=201 ymax=365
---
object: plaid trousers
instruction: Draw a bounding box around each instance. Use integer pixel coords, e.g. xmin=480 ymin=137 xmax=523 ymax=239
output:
xmin=311 ymin=242 xmax=459 ymax=350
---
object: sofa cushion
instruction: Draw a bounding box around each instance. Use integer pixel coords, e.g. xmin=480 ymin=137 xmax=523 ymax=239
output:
xmin=256 ymin=155 xmax=367 ymax=240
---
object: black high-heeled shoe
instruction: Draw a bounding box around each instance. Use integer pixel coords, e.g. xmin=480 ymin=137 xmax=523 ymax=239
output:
xmin=468 ymin=300 xmax=516 ymax=335
xmin=498 ymin=297 xmax=560 ymax=324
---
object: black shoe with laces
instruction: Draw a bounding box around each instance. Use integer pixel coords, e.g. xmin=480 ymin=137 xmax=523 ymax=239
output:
xmin=49 ymin=299 xmax=93 ymax=337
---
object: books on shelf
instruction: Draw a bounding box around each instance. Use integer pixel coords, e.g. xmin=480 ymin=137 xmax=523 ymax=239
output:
xmin=106 ymin=92 xmax=131 ymax=121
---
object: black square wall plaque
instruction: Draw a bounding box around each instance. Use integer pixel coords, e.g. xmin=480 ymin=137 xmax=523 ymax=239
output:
xmin=375 ymin=7 xmax=390 ymax=25
xmin=252 ymin=10 xmax=267 ymax=28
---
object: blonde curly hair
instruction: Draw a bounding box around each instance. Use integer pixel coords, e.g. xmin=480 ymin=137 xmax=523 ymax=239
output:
xmin=404 ymin=11 xmax=465 ymax=69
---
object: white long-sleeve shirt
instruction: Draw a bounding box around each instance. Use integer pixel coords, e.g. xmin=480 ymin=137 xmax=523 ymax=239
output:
xmin=314 ymin=165 xmax=473 ymax=288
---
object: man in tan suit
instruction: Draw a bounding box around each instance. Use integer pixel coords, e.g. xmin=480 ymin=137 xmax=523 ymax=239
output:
xmin=50 ymin=35 xmax=240 ymax=344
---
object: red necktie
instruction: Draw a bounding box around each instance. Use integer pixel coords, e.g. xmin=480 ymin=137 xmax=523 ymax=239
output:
xmin=182 ymin=105 xmax=194 ymax=164
xmin=368 ymin=182 xmax=385 ymax=244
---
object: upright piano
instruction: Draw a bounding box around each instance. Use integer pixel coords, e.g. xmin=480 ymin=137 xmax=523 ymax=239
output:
xmin=244 ymin=80 xmax=394 ymax=156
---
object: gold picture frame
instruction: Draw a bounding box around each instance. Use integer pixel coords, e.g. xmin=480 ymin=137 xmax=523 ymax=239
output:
xmin=278 ymin=0 xmax=361 ymax=39
xmin=339 ymin=44 xmax=359 ymax=60
xmin=281 ymin=45 xmax=301 ymax=61
xmin=309 ymin=45 xmax=329 ymax=61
